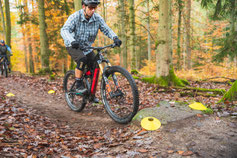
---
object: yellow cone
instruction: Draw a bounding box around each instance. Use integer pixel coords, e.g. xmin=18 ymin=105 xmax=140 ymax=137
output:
xmin=6 ymin=93 xmax=15 ymax=97
xmin=189 ymin=102 xmax=207 ymax=111
xmin=48 ymin=90 xmax=55 ymax=94
xmin=141 ymin=117 xmax=161 ymax=131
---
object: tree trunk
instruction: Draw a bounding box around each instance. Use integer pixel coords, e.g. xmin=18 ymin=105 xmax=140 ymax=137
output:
xmin=103 ymin=0 xmax=107 ymax=45
xmin=231 ymin=0 xmax=236 ymax=67
xmin=119 ymin=0 xmax=127 ymax=69
xmin=38 ymin=0 xmax=50 ymax=70
xmin=177 ymin=0 xmax=183 ymax=70
xmin=156 ymin=0 xmax=170 ymax=78
xmin=156 ymin=0 xmax=185 ymax=87
xmin=230 ymin=0 xmax=236 ymax=34
xmin=74 ymin=0 xmax=82 ymax=11
xmin=137 ymin=25 xmax=142 ymax=69
xmin=129 ymin=0 xmax=136 ymax=70
xmin=218 ymin=80 xmax=237 ymax=103
xmin=22 ymin=28 xmax=28 ymax=73
xmin=28 ymin=24 xmax=35 ymax=73
xmin=5 ymin=0 xmax=11 ymax=47
xmin=0 ymin=0 xmax=6 ymax=39
xmin=185 ymin=0 xmax=191 ymax=69
xmin=147 ymin=0 xmax=151 ymax=62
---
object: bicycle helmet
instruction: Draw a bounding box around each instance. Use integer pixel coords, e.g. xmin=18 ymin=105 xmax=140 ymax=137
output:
xmin=82 ymin=0 xmax=100 ymax=6
xmin=0 ymin=40 xmax=5 ymax=44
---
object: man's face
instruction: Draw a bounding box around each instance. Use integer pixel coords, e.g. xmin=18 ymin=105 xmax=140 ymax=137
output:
xmin=83 ymin=4 xmax=98 ymax=18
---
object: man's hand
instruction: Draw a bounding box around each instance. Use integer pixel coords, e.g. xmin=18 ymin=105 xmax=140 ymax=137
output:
xmin=71 ymin=41 xmax=80 ymax=49
xmin=113 ymin=37 xmax=122 ymax=47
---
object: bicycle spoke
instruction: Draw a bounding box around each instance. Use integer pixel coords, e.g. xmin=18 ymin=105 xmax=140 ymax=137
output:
xmin=63 ymin=70 xmax=86 ymax=112
xmin=101 ymin=66 xmax=139 ymax=123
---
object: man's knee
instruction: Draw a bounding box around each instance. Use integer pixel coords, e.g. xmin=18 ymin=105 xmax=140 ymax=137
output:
xmin=76 ymin=57 xmax=87 ymax=71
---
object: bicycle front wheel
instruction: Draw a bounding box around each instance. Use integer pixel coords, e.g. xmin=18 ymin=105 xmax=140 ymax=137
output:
xmin=63 ymin=70 xmax=86 ymax=112
xmin=101 ymin=66 xmax=139 ymax=124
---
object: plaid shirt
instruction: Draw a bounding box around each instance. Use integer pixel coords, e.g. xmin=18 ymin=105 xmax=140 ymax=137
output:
xmin=61 ymin=9 xmax=117 ymax=55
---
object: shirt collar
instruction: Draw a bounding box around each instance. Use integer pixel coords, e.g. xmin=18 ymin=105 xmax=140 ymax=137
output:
xmin=79 ymin=9 xmax=96 ymax=23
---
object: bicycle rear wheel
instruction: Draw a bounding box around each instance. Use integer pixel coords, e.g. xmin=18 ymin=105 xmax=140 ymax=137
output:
xmin=63 ymin=70 xmax=86 ymax=112
xmin=0 ymin=64 xmax=3 ymax=76
xmin=101 ymin=66 xmax=139 ymax=124
xmin=3 ymin=62 xmax=8 ymax=77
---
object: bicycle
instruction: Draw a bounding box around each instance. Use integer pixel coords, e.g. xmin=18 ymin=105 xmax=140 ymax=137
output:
xmin=0 ymin=54 xmax=11 ymax=78
xmin=63 ymin=43 xmax=139 ymax=124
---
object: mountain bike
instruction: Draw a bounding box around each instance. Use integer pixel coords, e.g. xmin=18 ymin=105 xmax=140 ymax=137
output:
xmin=63 ymin=43 xmax=139 ymax=124
xmin=0 ymin=54 xmax=11 ymax=78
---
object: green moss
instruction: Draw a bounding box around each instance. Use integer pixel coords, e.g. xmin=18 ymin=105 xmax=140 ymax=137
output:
xmin=181 ymin=79 xmax=190 ymax=85
xmin=37 ymin=68 xmax=51 ymax=75
xmin=131 ymin=69 xmax=139 ymax=75
xmin=142 ymin=76 xmax=157 ymax=84
xmin=177 ymin=87 xmax=226 ymax=95
xmin=140 ymin=67 xmax=189 ymax=87
xmin=218 ymin=80 xmax=237 ymax=103
xmin=132 ymin=76 xmax=139 ymax=79
xmin=49 ymin=74 xmax=56 ymax=81
xmin=203 ymin=108 xmax=214 ymax=114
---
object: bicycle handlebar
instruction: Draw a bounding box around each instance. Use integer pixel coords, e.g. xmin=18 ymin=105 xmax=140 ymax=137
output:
xmin=0 ymin=54 xmax=12 ymax=57
xmin=82 ymin=43 xmax=117 ymax=51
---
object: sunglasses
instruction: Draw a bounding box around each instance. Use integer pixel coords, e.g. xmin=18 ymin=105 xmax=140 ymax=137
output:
xmin=88 ymin=5 xmax=97 ymax=10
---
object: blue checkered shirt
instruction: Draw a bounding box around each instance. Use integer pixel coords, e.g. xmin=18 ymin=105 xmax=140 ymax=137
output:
xmin=61 ymin=9 xmax=117 ymax=55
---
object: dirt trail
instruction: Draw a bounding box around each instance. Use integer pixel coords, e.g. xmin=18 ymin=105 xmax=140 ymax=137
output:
xmin=1 ymin=75 xmax=124 ymax=131
xmin=1 ymin=74 xmax=237 ymax=157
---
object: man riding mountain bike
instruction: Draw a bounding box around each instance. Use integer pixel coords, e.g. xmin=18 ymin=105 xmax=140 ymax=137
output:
xmin=61 ymin=0 xmax=122 ymax=103
xmin=0 ymin=40 xmax=13 ymax=72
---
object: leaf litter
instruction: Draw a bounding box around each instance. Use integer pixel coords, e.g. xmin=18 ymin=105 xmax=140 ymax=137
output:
xmin=0 ymin=74 xmax=236 ymax=157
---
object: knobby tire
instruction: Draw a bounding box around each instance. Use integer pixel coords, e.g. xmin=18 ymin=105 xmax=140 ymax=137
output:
xmin=63 ymin=70 xmax=86 ymax=112
xmin=101 ymin=66 xmax=139 ymax=124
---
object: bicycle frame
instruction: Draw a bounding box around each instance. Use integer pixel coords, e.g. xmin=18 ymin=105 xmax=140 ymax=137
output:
xmin=0 ymin=54 xmax=11 ymax=64
xmin=64 ymin=43 xmax=139 ymax=123
xmin=0 ymin=55 xmax=6 ymax=63
xmin=83 ymin=44 xmax=116 ymax=99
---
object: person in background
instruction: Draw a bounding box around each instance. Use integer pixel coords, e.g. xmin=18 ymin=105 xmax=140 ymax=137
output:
xmin=0 ymin=40 xmax=13 ymax=72
xmin=61 ymin=0 xmax=122 ymax=103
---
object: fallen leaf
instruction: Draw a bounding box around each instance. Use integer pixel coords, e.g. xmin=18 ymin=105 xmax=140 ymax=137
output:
xmin=6 ymin=93 xmax=15 ymax=97
xmin=93 ymin=143 xmax=103 ymax=149
xmin=177 ymin=151 xmax=184 ymax=155
xmin=215 ymin=117 xmax=220 ymax=120
xmin=48 ymin=90 xmax=55 ymax=94
xmin=19 ymin=108 xmax=25 ymax=112
xmin=182 ymin=151 xmax=193 ymax=156
xmin=196 ymin=114 xmax=203 ymax=117
xmin=138 ymin=148 xmax=148 ymax=153
xmin=168 ymin=150 xmax=175 ymax=154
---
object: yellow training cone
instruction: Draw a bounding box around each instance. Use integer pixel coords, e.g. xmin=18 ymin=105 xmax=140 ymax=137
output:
xmin=48 ymin=90 xmax=55 ymax=94
xmin=141 ymin=117 xmax=161 ymax=131
xmin=6 ymin=93 xmax=15 ymax=97
xmin=189 ymin=102 xmax=207 ymax=111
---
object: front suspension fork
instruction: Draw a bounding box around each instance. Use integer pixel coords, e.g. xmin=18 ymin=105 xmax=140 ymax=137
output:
xmin=99 ymin=63 xmax=120 ymax=98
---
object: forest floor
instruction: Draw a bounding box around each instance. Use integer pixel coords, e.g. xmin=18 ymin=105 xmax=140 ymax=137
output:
xmin=0 ymin=72 xmax=236 ymax=158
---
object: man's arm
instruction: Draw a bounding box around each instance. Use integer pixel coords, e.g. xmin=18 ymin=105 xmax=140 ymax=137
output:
xmin=98 ymin=15 xmax=117 ymax=40
xmin=6 ymin=45 xmax=12 ymax=54
xmin=61 ymin=12 xmax=78 ymax=47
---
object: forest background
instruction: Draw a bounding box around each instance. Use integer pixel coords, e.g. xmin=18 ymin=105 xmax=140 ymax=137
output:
xmin=0 ymin=0 xmax=236 ymax=82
